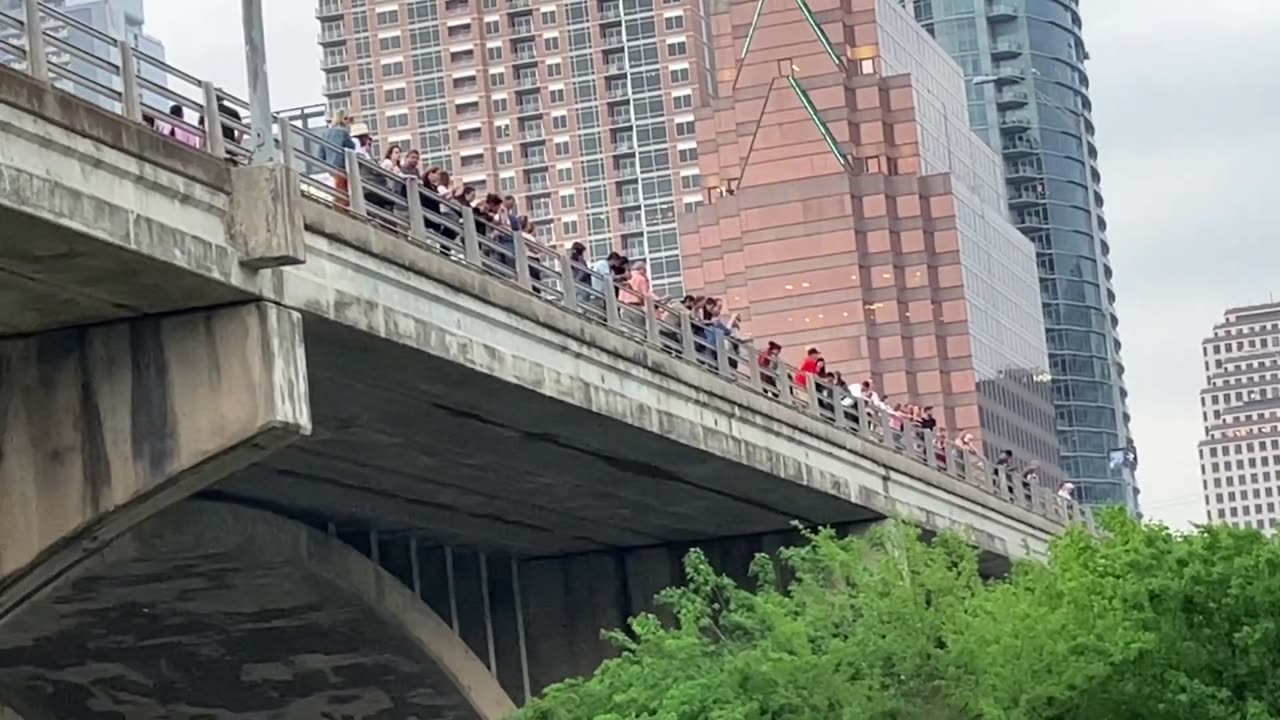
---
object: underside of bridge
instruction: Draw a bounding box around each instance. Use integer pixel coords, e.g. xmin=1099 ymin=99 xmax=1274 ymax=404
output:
xmin=0 ymin=501 xmax=514 ymax=720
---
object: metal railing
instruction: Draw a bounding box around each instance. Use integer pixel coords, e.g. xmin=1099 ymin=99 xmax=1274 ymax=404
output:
xmin=0 ymin=0 xmax=1094 ymax=531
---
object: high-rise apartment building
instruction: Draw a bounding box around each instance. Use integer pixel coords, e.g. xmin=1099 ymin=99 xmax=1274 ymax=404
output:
xmin=902 ymin=0 xmax=1136 ymax=510
xmin=316 ymin=0 xmax=716 ymax=297
xmin=1199 ymin=302 xmax=1280 ymax=532
xmin=1 ymin=0 xmax=166 ymax=110
xmin=678 ymin=0 xmax=1063 ymax=486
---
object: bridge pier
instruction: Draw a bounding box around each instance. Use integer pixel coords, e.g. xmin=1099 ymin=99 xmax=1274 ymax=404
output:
xmin=0 ymin=301 xmax=310 ymax=621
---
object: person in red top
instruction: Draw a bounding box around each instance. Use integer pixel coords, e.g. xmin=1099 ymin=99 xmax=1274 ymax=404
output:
xmin=794 ymin=347 xmax=822 ymax=388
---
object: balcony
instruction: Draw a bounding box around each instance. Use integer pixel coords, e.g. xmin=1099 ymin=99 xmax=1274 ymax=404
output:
xmin=1004 ymin=161 xmax=1043 ymax=181
xmin=599 ymin=4 xmax=622 ymax=20
xmin=524 ymin=151 xmax=549 ymax=165
xmin=518 ymin=127 xmax=545 ymax=140
xmin=321 ymin=53 xmax=348 ymax=69
xmin=609 ymin=110 xmax=632 ymax=126
xmin=516 ymin=100 xmax=543 ymax=115
xmin=1008 ymin=187 xmax=1045 ymax=207
xmin=603 ymin=33 xmax=625 ymax=47
xmin=616 ymin=164 xmax=638 ymax=178
xmin=445 ymin=0 xmax=471 ymax=14
xmin=1002 ymin=133 xmax=1039 ymax=157
xmin=318 ymin=27 xmax=348 ymax=44
xmin=991 ymin=67 xmax=1025 ymax=84
xmin=511 ymin=20 xmax=534 ymax=35
xmin=996 ymin=89 xmax=1028 ymax=109
xmin=1015 ymin=214 xmax=1051 ymax=231
xmin=508 ymin=0 xmax=532 ymax=8
xmin=621 ymin=218 xmax=644 ymax=232
xmin=514 ymin=46 xmax=538 ymax=61
xmin=990 ymin=40 xmax=1023 ymax=59
xmin=619 ymin=192 xmax=641 ymax=205
xmin=999 ymin=115 xmax=1033 ymax=132
xmin=603 ymin=57 xmax=627 ymax=74
xmin=323 ymin=77 xmax=351 ymax=94
xmin=606 ymin=86 xmax=628 ymax=99
xmin=986 ymin=3 xmax=1017 ymax=21
xmin=316 ymin=0 xmax=342 ymax=18
xmin=515 ymin=74 xmax=540 ymax=88
xmin=612 ymin=140 xmax=633 ymax=153
xmin=530 ymin=205 xmax=554 ymax=220
xmin=456 ymin=104 xmax=483 ymax=119
xmin=526 ymin=177 xmax=551 ymax=191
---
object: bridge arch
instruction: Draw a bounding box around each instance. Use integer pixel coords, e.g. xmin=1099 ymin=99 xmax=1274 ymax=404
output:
xmin=0 ymin=500 xmax=516 ymax=720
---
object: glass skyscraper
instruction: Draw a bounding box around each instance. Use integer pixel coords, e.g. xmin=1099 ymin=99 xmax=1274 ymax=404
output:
xmin=903 ymin=0 xmax=1136 ymax=510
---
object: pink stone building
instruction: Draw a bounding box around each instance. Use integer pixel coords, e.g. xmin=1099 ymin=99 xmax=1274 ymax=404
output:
xmin=679 ymin=0 xmax=1063 ymax=484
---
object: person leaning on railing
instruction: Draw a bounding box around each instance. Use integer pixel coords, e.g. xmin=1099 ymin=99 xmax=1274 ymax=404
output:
xmin=318 ymin=109 xmax=355 ymax=207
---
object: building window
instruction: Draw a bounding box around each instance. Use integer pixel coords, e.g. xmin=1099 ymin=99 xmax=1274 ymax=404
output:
xmin=386 ymin=112 xmax=410 ymax=129
xmin=485 ymin=19 xmax=500 ymax=34
xmin=557 ymin=166 xmax=573 ymax=183
xmin=497 ymin=149 xmax=514 ymax=165
xmin=492 ymin=96 xmax=509 ymax=113
xmin=549 ymin=88 xmax=566 ymax=104
xmin=379 ymin=35 xmax=403 ymax=52
xmin=680 ymin=173 xmax=701 ymax=190
xmin=546 ymin=61 xmax=563 ymax=78
xmin=672 ymin=93 xmax=692 ymax=110
xmin=545 ymin=35 xmax=561 ymax=52
xmin=667 ymin=40 xmax=687 ymax=57
xmin=490 ymin=70 xmax=506 ymax=87
xmin=483 ymin=0 xmax=498 ymax=8
xmin=488 ymin=45 xmax=504 ymax=61
xmin=677 ymin=146 xmax=698 ymax=164
xmin=682 ymin=198 xmax=702 ymax=214
xmin=382 ymin=61 xmax=405 ymax=79
xmin=560 ymin=191 xmax=576 ymax=209
xmin=674 ymin=119 xmax=695 ymax=137
xmin=495 ymin=123 xmax=511 ymax=139
xmin=384 ymin=86 xmax=408 ymax=104
xmin=663 ymin=14 xmax=684 ymax=30
xmin=552 ymin=114 xmax=568 ymax=130
xmin=669 ymin=67 xmax=689 ymax=84
xmin=376 ymin=9 xmax=400 ymax=25
xmin=554 ymin=139 xmax=571 ymax=156
xmin=499 ymin=175 xmax=517 ymax=192
xmin=541 ymin=8 xmax=558 ymax=24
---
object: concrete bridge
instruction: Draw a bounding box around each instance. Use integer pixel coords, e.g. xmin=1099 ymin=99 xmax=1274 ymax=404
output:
xmin=0 ymin=46 xmax=1083 ymax=719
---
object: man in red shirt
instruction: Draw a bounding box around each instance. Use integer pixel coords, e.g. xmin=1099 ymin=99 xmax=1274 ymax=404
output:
xmin=795 ymin=347 xmax=821 ymax=388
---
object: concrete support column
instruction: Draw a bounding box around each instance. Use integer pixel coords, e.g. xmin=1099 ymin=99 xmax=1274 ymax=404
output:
xmin=0 ymin=302 xmax=310 ymax=619
xmin=228 ymin=163 xmax=306 ymax=269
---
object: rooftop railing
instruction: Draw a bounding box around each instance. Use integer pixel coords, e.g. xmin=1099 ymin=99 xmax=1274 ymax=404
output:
xmin=0 ymin=0 xmax=1094 ymax=532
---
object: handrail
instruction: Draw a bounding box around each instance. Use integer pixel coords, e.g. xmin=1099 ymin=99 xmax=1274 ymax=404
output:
xmin=0 ymin=0 xmax=1094 ymax=532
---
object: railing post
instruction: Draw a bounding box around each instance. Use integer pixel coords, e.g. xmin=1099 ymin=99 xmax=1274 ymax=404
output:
xmin=680 ymin=313 xmax=697 ymax=361
xmin=834 ymin=390 xmax=852 ymax=430
xmin=643 ymin=295 xmax=661 ymax=345
xmin=276 ymin=114 xmax=295 ymax=168
xmin=513 ymin=233 xmax=532 ymax=289
xmin=344 ymin=148 xmax=367 ymax=216
xmin=716 ymin=335 xmax=732 ymax=378
xmin=461 ymin=206 xmax=482 ymax=264
xmin=201 ymin=81 xmax=226 ymax=158
xmin=603 ymin=279 xmax=620 ymax=327
xmin=805 ymin=379 xmax=821 ymax=417
xmin=117 ymin=39 xmax=142 ymax=122
xmin=23 ymin=0 xmax=48 ymax=82
xmin=559 ymin=256 xmax=579 ymax=312
xmin=405 ymin=176 xmax=426 ymax=238
xmin=745 ymin=346 xmax=763 ymax=393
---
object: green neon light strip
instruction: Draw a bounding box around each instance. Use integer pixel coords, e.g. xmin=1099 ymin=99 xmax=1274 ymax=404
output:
xmin=793 ymin=0 xmax=845 ymax=71
xmin=788 ymin=74 xmax=847 ymax=168
xmin=740 ymin=0 xmax=767 ymax=61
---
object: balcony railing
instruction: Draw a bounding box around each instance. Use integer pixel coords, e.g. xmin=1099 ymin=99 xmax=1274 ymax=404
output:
xmin=616 ymin=165 xmax=638 ymax=178
xmin=599 ymin=5 xmax=622 ymax=19
xmin=317 ymin=0 xmax=342 ymax=17
xmin=603 ymin=33 xmax=624 ymax=47
xmin=518 ymin=127 xmax=544 ymax=140
xmin=517 ymin=101 xmax=542 ymax=114
xmin=515 ymin=74 xmax=539 ymax=87
xmin=514 ymin=47 xmax=537 ymax=61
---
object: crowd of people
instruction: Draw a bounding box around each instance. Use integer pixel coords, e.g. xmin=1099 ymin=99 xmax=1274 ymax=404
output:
xmin=142 ymin=106 xmax=1075 ymax=505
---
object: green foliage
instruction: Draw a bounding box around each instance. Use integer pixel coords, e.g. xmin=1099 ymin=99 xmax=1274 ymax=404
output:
xmin=515 ymin=511 xmax=1280 ymax=720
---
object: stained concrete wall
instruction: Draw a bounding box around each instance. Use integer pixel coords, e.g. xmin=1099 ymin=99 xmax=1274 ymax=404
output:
xmin=0 ymin=302 xmax=311 ymax=620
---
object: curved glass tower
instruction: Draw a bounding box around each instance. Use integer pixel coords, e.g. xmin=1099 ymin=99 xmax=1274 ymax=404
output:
xmin=905 ymin=0 xmax=1137 ymax=510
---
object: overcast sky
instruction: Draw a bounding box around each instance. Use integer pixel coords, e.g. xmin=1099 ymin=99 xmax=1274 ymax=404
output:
xmin=145 ymin=0 xmax=1280 ymax=529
